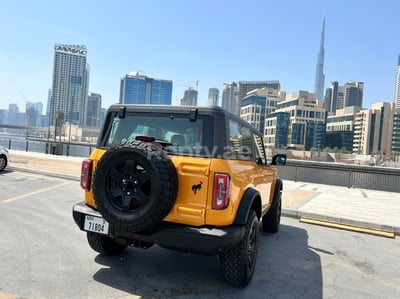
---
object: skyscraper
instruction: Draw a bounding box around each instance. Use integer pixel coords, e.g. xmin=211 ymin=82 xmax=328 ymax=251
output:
xmin=26 ymin=102 xmax=43 ymax=127
xmin=119 ymin=72 xmax=172 ymax=105
xmin=208 ymin=88 xmax=219 ymax=106
xmin=86 ymin=93 xmax=102 ymax=127
xmin=325 ymin=81 xmax=363 ymax=114
xmin=46 ymin=89 xmax=52 ymax=116
xmin=394 ymin=55 xmax=400 ymax=109
xmin=344 ymin=81 xmax=364 ymax=107
xmin=314 ymin=18 xmax=326 ymax=100
xmin=324 ymin=81 xmax=338 ymax=114
xmin=50 ymin=44 xmax=89 ymax=126
xmin=221 ymin=82 xmax=237 ymax=114
xmin=180 ymin=87 xmax=198 ymax=106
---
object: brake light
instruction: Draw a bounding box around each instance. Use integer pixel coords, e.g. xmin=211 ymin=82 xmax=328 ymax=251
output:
xmin=80 ymin=159 xmax=93 ymax=191
xmin=135 ymin=135 xmax=156 ymax=142
xmin=212 ymin=173 xmax=230 ymax=210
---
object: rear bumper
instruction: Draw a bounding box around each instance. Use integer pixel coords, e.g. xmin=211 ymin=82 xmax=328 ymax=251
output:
xmin=72 ymin=201 xmax=246 ymax=255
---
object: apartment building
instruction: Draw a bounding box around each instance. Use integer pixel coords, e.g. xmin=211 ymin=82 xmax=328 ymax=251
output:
xmin=353 ymin=102 xmax=393 ymax=156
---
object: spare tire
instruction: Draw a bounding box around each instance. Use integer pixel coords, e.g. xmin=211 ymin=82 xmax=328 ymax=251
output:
xmin=92 ymin=140 xmax=178 ymax=232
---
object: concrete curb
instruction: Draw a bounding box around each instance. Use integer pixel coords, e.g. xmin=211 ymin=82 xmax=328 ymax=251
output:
xmin=8 ymin=166 xmax=80 ymax=182
xmin=282 ymin=209 xmax=399 ymax=236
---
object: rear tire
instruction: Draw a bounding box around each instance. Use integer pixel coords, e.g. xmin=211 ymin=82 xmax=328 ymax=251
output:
xmin=262 ymin=191 xmax=282 ymax=233
xmin=219 ymin=210 xmax=259 ymax=287
xmin=92 ymin=141 xmax=178 ymax=232
xmin=86 ymin=232 xmax=128 ymax=255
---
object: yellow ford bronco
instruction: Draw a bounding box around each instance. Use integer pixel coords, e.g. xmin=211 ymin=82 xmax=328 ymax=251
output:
xmin=73 ymin=104 xmax=286 ymax=287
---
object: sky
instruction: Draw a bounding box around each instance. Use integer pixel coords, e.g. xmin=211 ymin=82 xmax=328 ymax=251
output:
xmin=1 ymin=0 xmax=400 ymax=112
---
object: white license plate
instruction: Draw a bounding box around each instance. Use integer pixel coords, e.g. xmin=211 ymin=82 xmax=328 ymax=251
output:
xmin=84 ymin=215 xmax=109 ymax=235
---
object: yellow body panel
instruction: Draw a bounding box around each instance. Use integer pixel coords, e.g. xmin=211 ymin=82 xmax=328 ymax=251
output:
xmin=84 ymin=148 xmax=278 ymax=227
xmin=204 ymin=159 xmax=277 ymax=226
xmin=163 ymin=156 xmax=211 ymax=226
xmin=83 ymin=148 xmax=107 ymax=208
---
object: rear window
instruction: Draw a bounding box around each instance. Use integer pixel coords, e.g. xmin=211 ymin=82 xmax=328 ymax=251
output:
xmin=100 ymin=112 xmax=214 ymax=156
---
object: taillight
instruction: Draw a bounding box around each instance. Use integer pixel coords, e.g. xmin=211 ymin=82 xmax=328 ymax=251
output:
xmin=80 ymin=159 xmax=93 ymax=191
xmin=212 ymin=173 xmax=230 ymax=210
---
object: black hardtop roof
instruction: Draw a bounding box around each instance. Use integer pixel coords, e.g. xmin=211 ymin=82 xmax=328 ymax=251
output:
xmin=106 ymin=104 xmax=263 ymax=137
xmin=107 ymin=104 xmax=226 ymax=114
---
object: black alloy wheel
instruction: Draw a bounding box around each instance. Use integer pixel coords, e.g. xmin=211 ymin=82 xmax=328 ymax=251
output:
xmin=93 ymin=141 xmax=178 ymax=232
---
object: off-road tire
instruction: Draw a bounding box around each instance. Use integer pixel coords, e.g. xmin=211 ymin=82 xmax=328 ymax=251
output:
xmin=86 ymin=232 xmax=128 ymax=255
xmin=92 ymin=140 xmax=178 ymax=232
xmin=219 ymin=210 xmax=259 ymax=287
xmin=262 ymin=191 xmax=282 ymax=233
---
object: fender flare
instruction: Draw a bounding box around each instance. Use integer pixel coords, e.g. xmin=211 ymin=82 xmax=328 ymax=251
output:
xmin=233 ymin=179 xmax=283 ymax=225
xmin=271 ymin=179 xmax=283 ymax=209
xmin=233 ymin=188 xmax=261 ymax=225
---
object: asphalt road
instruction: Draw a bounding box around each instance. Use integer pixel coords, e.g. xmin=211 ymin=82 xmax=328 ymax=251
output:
xmin=0 ymin=169 xmax=400 ymax=299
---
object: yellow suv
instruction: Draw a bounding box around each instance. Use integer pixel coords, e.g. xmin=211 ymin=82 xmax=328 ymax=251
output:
xmin=73 ymin=104 xmax=286 ymax=287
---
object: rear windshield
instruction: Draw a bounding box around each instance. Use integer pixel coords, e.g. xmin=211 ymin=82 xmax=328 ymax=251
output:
xmin=100 ymin=112 xmax=214 ymax=156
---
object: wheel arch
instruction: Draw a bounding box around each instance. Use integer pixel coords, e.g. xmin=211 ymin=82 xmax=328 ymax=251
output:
xmin=233 ymin=188 xmax=261 ymax=225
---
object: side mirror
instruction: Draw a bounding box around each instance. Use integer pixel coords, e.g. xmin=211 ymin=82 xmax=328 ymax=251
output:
xmin=272 ymin=154 xmax=286 ymax=165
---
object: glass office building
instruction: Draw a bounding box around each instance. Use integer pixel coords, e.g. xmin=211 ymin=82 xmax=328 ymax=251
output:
xmin=50 ymin=44 xmax=89 ymax=126
xmin=265 ymin=112 xmax=290 ymax=149
xmin=305 ymin=122 xmax=326 ymax=151
xmin=240 ymin=94 xmax=266 ymax=134
xmin=120 ymin=72 xmax=172 ymax=105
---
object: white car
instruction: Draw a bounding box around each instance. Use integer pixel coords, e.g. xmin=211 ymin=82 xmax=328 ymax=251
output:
xmin=0 ymin=146 xmax=10 ymax=172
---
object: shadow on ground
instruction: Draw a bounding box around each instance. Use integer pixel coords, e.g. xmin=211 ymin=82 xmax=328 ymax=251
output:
xmin=93 ymin=224 xmax=323 ymax=298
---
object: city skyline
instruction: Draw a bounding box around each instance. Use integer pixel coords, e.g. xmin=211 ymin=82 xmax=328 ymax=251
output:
xmin=1 ymin=1 xmax=400 ymax=112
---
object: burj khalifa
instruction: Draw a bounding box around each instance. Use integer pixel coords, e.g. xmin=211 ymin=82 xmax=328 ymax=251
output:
xmin=314 ymin=18 xmax=326 ymax=100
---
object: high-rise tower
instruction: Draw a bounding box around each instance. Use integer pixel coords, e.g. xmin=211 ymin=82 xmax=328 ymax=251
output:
xmin=50 ymin=44 xmax=89 ymax=127
xmin=394 ymin=55 xmax=400 ymax=109
xmin=314 ymin=18 xmax=326 ymax=100
xmin=119 ymin=72 xmax=172 ymax=105
xmin=208 ymin=88 xmax=219 ymax=106
xmin=180 ymin=87 xmax=198 ymax=106
xmin=86 ymin=93 xmax=102 ymax=127
xmin=221 ymin=82 xmax=237 ymax=114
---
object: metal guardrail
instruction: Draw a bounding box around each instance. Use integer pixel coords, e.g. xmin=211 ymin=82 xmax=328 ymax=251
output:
xmin=0 ymin=138 xmax=94 ymax=157
xmin=277 ymin=160 xmax=400 ymax=193
xmin=2 ymin=136 xmax=399 ymax=192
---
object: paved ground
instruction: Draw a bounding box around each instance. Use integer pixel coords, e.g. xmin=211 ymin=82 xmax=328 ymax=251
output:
xmin=7 ymin=150 xmax=400 ymax=236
